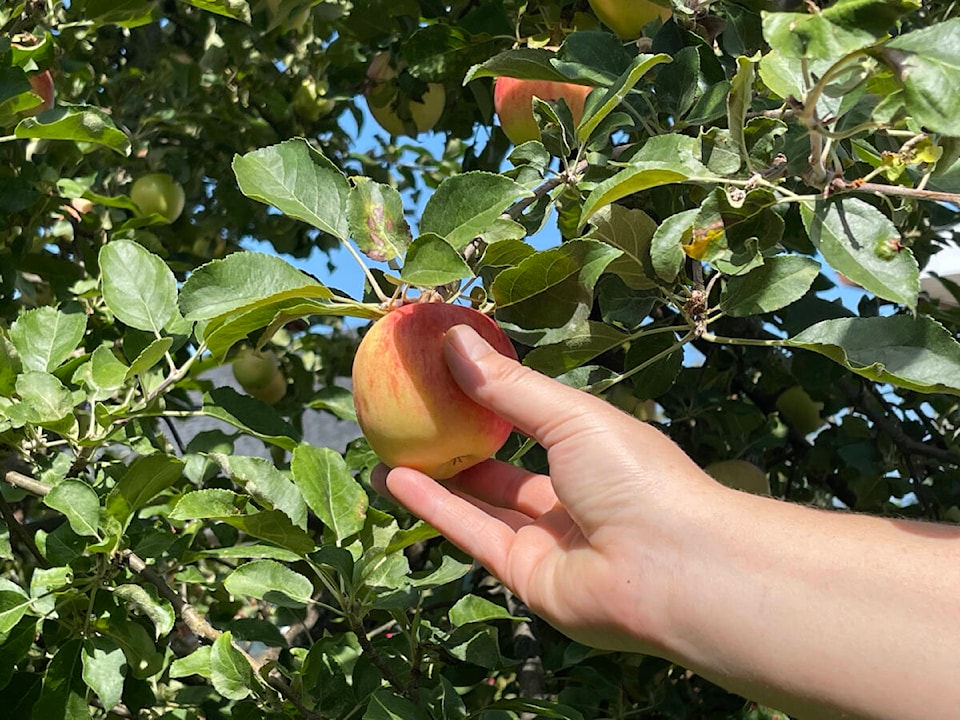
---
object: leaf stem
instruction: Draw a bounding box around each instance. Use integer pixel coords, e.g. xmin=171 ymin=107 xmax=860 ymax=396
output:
xmin=700 ymin=331 xmax=785 ymax=348
xmin=342 ymin=240 xmax=390 ymax=303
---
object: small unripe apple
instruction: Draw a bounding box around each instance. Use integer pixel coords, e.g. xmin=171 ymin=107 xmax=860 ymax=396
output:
xmin=704 ymin=459 xmax=771 ymax=496
xmin=131 ymin=173 xmax=186 ymax=223
xmin=776 ymin=385 xmax=824 ymax=436
xmin=493 ymin=76 xmax=593 ymax=146
xmin=233 ymin=347 xmax=286 ymax=404
xmin=352 ymin=302 xmax=517 ymax=479
xmin=24 ymin=70 xmax=55 ymax=116
xmin=587 ymin=0 xmax=672 ymax=39
xmin=365 ymin=52 xmax=445 ymax=137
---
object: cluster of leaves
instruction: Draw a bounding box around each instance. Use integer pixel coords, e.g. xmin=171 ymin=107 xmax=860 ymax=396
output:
xmin=2 ymin=0 xmax=960 ymax=719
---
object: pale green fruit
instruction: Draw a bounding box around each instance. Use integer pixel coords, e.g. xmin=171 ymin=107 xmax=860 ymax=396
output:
xmin=705 ymin=460 xmax=771 ymax=496
xmin=776 ymin=385 xmax=825 ymax=436
xmin=130 ymin=173 xmax=185 ymax=223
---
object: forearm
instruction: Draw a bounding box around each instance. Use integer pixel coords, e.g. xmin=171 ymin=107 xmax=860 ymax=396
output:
xmin=661 ymin=488 xmax=960 ymax=720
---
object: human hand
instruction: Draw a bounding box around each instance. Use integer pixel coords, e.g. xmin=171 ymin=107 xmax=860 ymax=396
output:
xmin=371 ymin=324 xmax=724 ymax=654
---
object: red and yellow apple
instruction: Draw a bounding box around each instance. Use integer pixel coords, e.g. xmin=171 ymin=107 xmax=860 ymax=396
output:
xmin=587 ymin=0 xmax=672 ymax=39
xmin=352 ymin=301 xmax=517 ymax=479
xmin=24 ymin=70 xmax=55 ymax=116
xmin=233 ymin=347 xmax=287 ymax=405
xmin=365 ymin=52 xmax=445 ymax=137
xmin=130 ymin=173 xmax=186 ymax=223
xmin=493 ymin=76 xmax=593 ymax=146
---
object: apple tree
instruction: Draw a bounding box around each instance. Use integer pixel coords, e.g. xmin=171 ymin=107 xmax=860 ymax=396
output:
xmin=2 ymin=0 xmax=960 ymax=718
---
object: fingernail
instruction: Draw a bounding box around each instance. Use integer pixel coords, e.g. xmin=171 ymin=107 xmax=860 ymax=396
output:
xmin=445 ymin=325 xmax=491 ymax=362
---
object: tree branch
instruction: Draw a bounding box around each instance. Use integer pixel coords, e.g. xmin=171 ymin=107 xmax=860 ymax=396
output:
xmin=836 ymin=179 xmax=960 ymax=205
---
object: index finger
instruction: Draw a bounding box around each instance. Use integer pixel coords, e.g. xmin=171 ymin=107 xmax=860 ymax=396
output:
xmin=443 ymin=324 xmax=626 ymax=450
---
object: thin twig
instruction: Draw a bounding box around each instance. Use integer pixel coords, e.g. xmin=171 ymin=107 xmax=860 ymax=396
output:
xmin=0 ymin=493 xmax=50 ymax=568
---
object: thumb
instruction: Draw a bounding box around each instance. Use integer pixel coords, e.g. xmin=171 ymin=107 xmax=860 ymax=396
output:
xmin=443 ymin=324 xmax=619 ymax=450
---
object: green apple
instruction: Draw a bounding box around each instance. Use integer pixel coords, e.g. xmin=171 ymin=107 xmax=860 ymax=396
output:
xmin=232 ymin=347 xmax=286 ymax=404
xmin=130 ymin=173 xmax=185 ymax=223
xmin=352 ymin=302 xmax=517 ymax=479
xmin=704 ymin=459 xmax=771 ymax=496
xmin=365 ymin=52 xmax=445 ymax=137
xmin=776 ymin=385 xmax=825 ymax=436
xmin=493 ymin=76 xmax=593 ymax=145
xmin=588 ymin=0 xmax=672 ymax=39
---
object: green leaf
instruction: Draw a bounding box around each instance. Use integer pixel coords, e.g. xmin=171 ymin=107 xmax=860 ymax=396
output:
xmin=68 ymin=0 xmax=160 ymax=28
xmin=587 ymin=205 xmax=659 ymax=290
xmin=651 ymin=209 xmax=696 ymax=284
xmin=0 ymin=591 xmax=32 ymax=634
xmin=487 ymin=698 xmax=584 ymax=720
xmin=16 ymin=106 xmax=130 ymax=155
xmin=787 ymin=315 xmax=960 ymax=394
xmin=187 ymin=545 xmax=302 ymax=563
xmin=877 ymin=19 xmax=960 ymax=136
xmin=307 ymin=385 xmax=358 ymax=423
xmin=364 ymin=688 xmax=422 ymax=720
xmin=492 ymin=239 xmax=622 ymax=330
xmin=523 ymin=321 xmax=628 ymax=377
xmin=400 ymin=234 xmax=473 ymax=287
xmin=85 ymin=345 xmax=128 ymax=396
xmin=9 ymin=307 xmax=86 ymax=373
xmin=576 ymin=53 xmax=670 ymax=145
xmin=654 ymin=47 xmax=699 ymax=120
xmin=215 ymin=454 xmax=307 ymax=528
xmin=224 ymin=560 xmax=314 ymax=607
xmin=99 ymin=240 xmax=178 ymax=333
xmin=30 ymin=566 xmax=72 ymax=617
xmin=761 ymin=8 xmax=880 ymax=59
xmin=31 ymin=639 xmax=89 ymax=720
xmin=103 ymin=616 xmax=164 ymax=679
xmin=233 ymin=138 xmax=350 ymax=241
xmin=0 ymin=617 xmax=37 ymax=689
xmin=81 ymin=637 xmax=125 ymax=711
xmin=124 ymin=337 xmax=173 ymax=380
xmin=424 ymin=675 xmax=467 ymax=720
xmin=579 ymin=135 xmax=713 ymax=228
xmin=727 ymin=55 xmax=756 ymax=171
xmin=291 ymin=445 xmax=368 ymax=543
xmin=200 ymin=292 xmax=368 ymax=363
xmin=210 ymin=632 xmax=256 ymax=701
xmin=15 ymin=372 xmax=74 ymax=428
xmin=169 ymin=646 xmax=211 ymax=679
xmin=180 ymin=0 xmax=252 ymax=23
xmin=443 ymin=624 xmax=501 ymax=669
xmin=179 ymin=251 xmax=330 ymax=322
xmin=201 ymin=387 xmax=300 ymax=452
xmin=169 ymin=489 xmax=243 ymax=521
xmin=347 ymin=177 xmax=412 ymax=263
xmin=720 ymin=256 xmax=821 ymax=317
xmin=384 ymin=520 xmax=440 ymax=555
xmin=464 ymin=48 xmax=576 ymax=84
xmin=219 ymin=511 xmax=316 ymax=555
xmin=409 ymin=553 xmax=472 ymax=589
xmin=627 ymin=332 xmax=684 ymax=400
xmin=113 ymin=584 xmax=176 ymax=639
xmin=419 ymin=172 xmax=533 ymax=250
xmin=0 ymin=332 xmax=21 ymax=398
xmin=449 ymin=594 xmax=526 ymax=627
xmin=44 ymin=481 xmax=100 ymax=538
xmin=820 ymin=0 xmax=921 ymax=38
xmin=800 ymin=198 xmax=918 ymax=311
xmin=106 ymin=454 xmax=184 ymax=525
